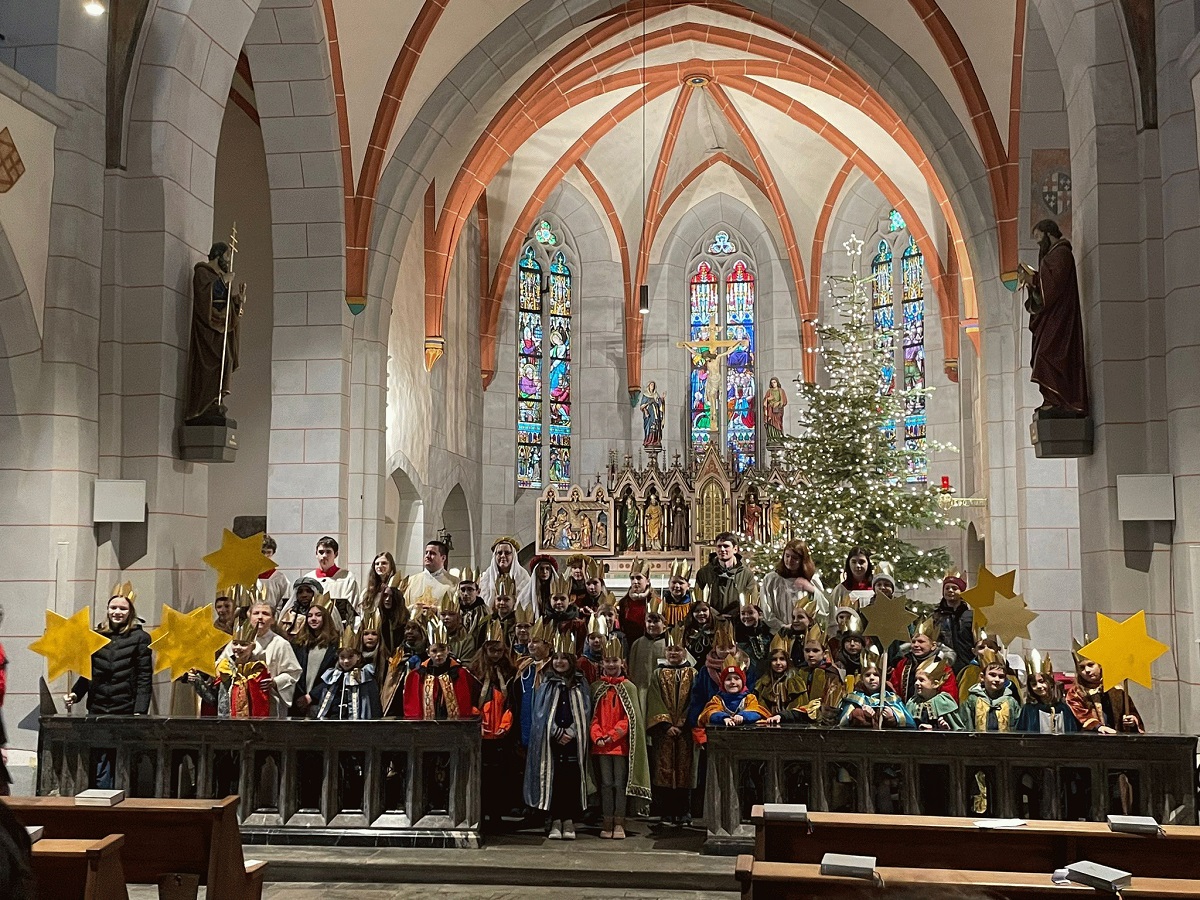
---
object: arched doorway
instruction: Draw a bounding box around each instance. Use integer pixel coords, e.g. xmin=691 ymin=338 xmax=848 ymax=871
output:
xmin=441 ymin=484 xmax=473 ymax=569
xmin=390 ymin=468 xmax=424 ymax=570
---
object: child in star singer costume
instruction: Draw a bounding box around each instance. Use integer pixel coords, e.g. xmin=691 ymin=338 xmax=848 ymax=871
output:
xmin=753 ymin=633 xmax=807 ymax=717
xmin=1017 ymin=649 xmax=1078 ymax=734
xmin=699 ymin=655 xmax=769 ymax=727
xmin=1065 ymin=639 xmax=1144 ymax=733
xmin=194 ymin=619 xmax=272 ymax=718
xmin=589 ymin=636 xmax=652 ymax=839
xmin=646 ymin=625 xmax=696 ymax=826
xmin=904 ymin=657 xmax=963 ymax=731
xmin=310 ymin=624 xmax=383 ymax=720
xmin=524 ymin=633 xmax=592 ymax=841
xmin=839 ymin=647 xmax=914 ymax=728
xmin=401 ymin=613 xmax=478 ymax=720
xmin=958 ymin=646 xmax=1020 ymax=732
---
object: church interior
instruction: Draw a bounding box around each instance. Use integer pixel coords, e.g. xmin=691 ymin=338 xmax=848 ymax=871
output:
xmin=2 ymin=0 xmax=1200 ymax=896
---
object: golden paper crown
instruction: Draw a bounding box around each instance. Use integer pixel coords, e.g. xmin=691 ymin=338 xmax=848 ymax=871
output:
xmin=697 ymin=585 xmax=712 ymax=605
xmin=793 ymin=597 xmax=820 ymax=619
xmin=666 ymin=623 xmax=687 ymax=648
xmin=388 ymin=571 xmax=407 ymax=591
xmin=860 ymin=645 xmax=884 ymax=673
xmin=360 ymin=608 xmax=382 ymax=634
xmin=232 ymin=617 xmax=258 ymax=643
xmin=339 ymin=624 xmax=362 ymax=652
xmin=713 ymin=618 xmax=736 ymax=648
xmin=495 ymin=574 xmax=517 ymax=599
xmin=426 ymin=615 xmax=448 ymax=647
xmin=738 ymin=584 xmax=761 ymax=609
xmin=977 ymin=647 xmax=1006 ymax=670
xmin=229 ymin=584 xmax=255 ymax=610
xmin=670 ymin=558 xmax=693 ymax=581
xmin=834 ymin=593 xmax=861 ymax=614
xmin=550 ymin=572 xmax=572 ymax=598
xmin=602 ymin=636 xmax=625 ymax=661
xmin=1071 ymin=636 xmax=1092 ymax=667
xmin=588 ymin=613 xmax=609 ymax=638
xmin=457 ymin=566 xmax=478 ymax=584
xmin=841 ymin=611 xmax=865 ymax=637
xmin=804 ymin=623 xmax=826 ymax=646
xmin=110 ymin=581 xmax=136 ymax=603
xmin=484 ymin=619 xmax=507 ymax=646
xmin=769 ymin=632 xmax=791 ymax=655
xmin=1025 ymin=647 xmax=1054 ymax=678
xmin=913 ymin=614 xmax=940 ymax=640
xmin=916 ymin=655 xmax=950 ymax=684
xmin=945 ymin=567 xmax=964 ymax=582
xmin=722 ymin=653 xmax=742 ymax=672
xmin=311 ymin=592 xmax=336 ymax=615
xmin=629 ymin=557 xmax=649 ymax=577
xmin=873 ymin=561 xmax=896 ymax=587
xmin=552 ymin=630 xmax=577 ymax=655
xmin=647 ymin=593 xmax=666 ymax=619
xmin=584 ymin=557 xmax=603 ymax=581
xmin=530 ymin=618 xmax=555 ymax=644
xmin=513 ymin=602 xmax=536 ymax=625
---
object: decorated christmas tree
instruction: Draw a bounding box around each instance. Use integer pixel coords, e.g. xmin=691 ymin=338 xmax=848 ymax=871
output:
xmin=746 ymin=236 xmax=961 ymax=587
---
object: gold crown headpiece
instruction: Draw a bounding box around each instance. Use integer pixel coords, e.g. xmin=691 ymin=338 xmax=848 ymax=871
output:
xmin=873 ymin=561 xmax=896 ymax=587
xmin=721 ymin=653 xmax=744 ymax=676
xmin=841 ymin=611 xmax=865 ymax=637
xmin=804 ymin=623 xmax=826 ymax=646
xmin=359 ymin=608 xmax=382 ymax=634
xmin=769 ymin=632 xmax=791 ymax=656
xmin=792 ymin=597 xmax=820 ymax=619
xmin=587 ymin=612 xmax=609 ymax=638
xmin=310 ymin=592 xmax=336 ymax=615
xmin=1025 ymin=648 xmax=1054 ymax=678
xmin=228 ymin=583 xmax=256 ymax=610
xmin=513 ymin=602 xmax=536 ymax=625
xmin=713 ymin=618 xmax=736 ymax=649
xmin=670 ymin=558 xmax=692 ymax=581
xmin=916 ymin=655 xmax=950 ymax=684
xmin=339 ymin=624 xmax=363 ymax=652
xmin=457 ymin=566 xmax=478 ymax=584
xmin=860 ymin=645 xmax=884 ymax=673
xmin=602 ymin=636 xmax=625 ymax=661
xmin=495 ymin=574 xmax=517 ymax=600
xmin=387 ymin=571 xmax=409 ymax=594
xmin=696 ymin=585 xmax=712 ymax=605
xmin=110 ymin=581 xmax=136 ymax=603
xmin=530 ymin=618 xmax=555 ymax=644
xmin=913 ymin=613 xmax=940 ymax=640
xmin=666 ymin=623 xmax=687 ymax=649
xmin=584 ymin=557 xmax=603 ymax=581
xmin=977 ymin=646 xmax=1006 ymax=670
xmin=647 ymin=592 xmax=666 ymax=619
xmin=550 ymin=571 xmax=572 ymax=598
xmin=1071 ymin=636 xmax=1092 ymax=667
xmin=552 ymin=630 xmax=577 ymax=655
xmin=426 ymin=615 xmax=448 ymax=647
xmin=629 ymin=557 xmax=649 ymax=578
xmin=484 ymin=619 xmax=508 ymax=646
xmin=232 ymin=617 xmax=258 ymax=643
xmin=439 ymin=591 xmax=460 ymax=616
xmin=834 ymin=594 xmax=861 ymax=614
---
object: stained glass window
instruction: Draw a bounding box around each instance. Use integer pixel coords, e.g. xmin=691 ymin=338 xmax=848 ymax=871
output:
xmin=901 ymin=237 xmax=927 ymax=483
xmin=516 ymin=234 xmax=572 ymax=490
xmin=689 ymin=261 xmax=719 ymax=459
xmin=517 ymin=247 xmax=543 ymax=489
xmin=725 ymin=260 xmax=756 ymax=472
xmin=888 ymin=209 xmax=906 ymax=233
xmin=872 ymin=239 xmax=895 ymax=397
xmin=708 ymin=230 xmax=737 ymax=255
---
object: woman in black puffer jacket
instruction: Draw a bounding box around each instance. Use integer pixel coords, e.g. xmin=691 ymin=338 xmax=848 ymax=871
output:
xmin=65 ymin=587 xmax=153 ymax=716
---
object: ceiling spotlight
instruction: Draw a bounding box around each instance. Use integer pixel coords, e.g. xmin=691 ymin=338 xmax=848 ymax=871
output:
xmin=84 ymin=1 xmax=106 ymax=16
xmin=638 ymin=284 xmax=650 ymax=315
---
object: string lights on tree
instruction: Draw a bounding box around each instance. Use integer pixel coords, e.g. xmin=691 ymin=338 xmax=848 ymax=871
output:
xmin=745 ymin=235 xmax=963 ymax=587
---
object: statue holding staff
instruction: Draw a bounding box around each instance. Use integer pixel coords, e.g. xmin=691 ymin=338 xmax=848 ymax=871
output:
xmin=185 ymin=235 xmax=245 ymax=426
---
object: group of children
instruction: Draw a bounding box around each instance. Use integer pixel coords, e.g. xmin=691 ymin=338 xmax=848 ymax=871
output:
xmin=186 ymin=533 xmax=1144 ymax=838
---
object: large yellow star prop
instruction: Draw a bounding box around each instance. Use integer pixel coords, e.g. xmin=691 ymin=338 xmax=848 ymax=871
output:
xmin=29 ymin=608 xmax=110 ymax=681
xmin=961 ymin=565 xmax=1017 ymax=611
xmin=974 ymin=592 xmax=1038 ymax=644
xmin=862 ymin=594 xmax=918 ymax=646
xmin=148 ymin=604 xmax=231 ymax=679
xmin=202 ymin=529 xmax=273 ymax=590
xmin=1079 ymin=611 xmax=1169 ymax=690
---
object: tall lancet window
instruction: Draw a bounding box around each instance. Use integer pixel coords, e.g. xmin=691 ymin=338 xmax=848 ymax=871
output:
xmin=869 ymin=210 xmax=928 ymax=483
xmin=517 ymin=221 xmax=573 ymax=489
xmin=687 ymin=229 xmax=758 ymax=472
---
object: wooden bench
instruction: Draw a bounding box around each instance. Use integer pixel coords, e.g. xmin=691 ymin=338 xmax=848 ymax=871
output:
xmin=5 ymin=796 xmax=265 ymax=900
xmin=752 ymin=805 xmax=1200 ymax=879
xmin=736 ymin=855 xmax=1200 ymax=900
xmin=31 ymin=833 xmax=129 ymax=900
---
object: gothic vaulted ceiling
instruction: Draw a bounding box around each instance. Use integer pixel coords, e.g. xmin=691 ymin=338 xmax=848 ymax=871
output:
xmin=311 ymin=0 xmax=1024 ymax=387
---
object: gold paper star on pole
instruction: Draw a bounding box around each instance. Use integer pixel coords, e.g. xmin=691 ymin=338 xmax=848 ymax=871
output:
xmin=974 ymin=592 xmax=1038 ymax=644
xmin=148 ymin=604 xmax=232 ymax=679
xmin=961 ymin=565 xmax=1017 ymax=611
xmin=862 ymin=594 xmax=918 ymax=646
xmin=202 ymin=529 xmax=272 ymax=590
xmin=1079 ymin=611 xmax=1169 ymax=690
xmin=29 ymin=608 xmax=110 ymax=681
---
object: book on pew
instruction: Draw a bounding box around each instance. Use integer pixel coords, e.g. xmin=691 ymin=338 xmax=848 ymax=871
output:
xmin=1066 ymin=860 xmax=1133 ymax=892
xmin=820 ymin=853 xmax=876 ymax=880
xmin=74 ymin=788 xmax=125 ymax=807
xmin=1107 ymin=814 xmax=1163 ymax=835
xmin=25 ymin=825 xmax=43 ymax=843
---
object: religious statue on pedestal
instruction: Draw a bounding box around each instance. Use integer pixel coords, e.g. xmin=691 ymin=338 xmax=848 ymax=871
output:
xmin=185 ymin=238 xmax=245 ymax=426
xmin=1016 ymin=219 xmax=1089 ymax=418
xmin=763 ymin=376 xmax=788 ymax=446
xmin=638 ymin=381 xmax=665 ymax=449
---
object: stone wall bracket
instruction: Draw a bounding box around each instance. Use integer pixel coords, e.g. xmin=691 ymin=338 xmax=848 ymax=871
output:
xmin=177 ymin=424 xmax=238 ymax=463
xmin=1030 ymin=411 xmax=1094 ymax=459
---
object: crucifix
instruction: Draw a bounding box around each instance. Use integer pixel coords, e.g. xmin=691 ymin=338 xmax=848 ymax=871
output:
xmin=677 ymin=333 xmax=745 ymax=435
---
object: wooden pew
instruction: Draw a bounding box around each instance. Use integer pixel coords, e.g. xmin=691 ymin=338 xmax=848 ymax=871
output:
xmin=736 ymin=855 xmax=1200 ymax=900
xmin=5 ymin=796 xmax=265 ymax=900
xmin=752 ymin=805 xmax=1200 ymax=879
xmin=31 ymin=833 xmax=129 ymax=900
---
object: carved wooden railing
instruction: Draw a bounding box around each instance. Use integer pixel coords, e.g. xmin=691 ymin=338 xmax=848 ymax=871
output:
xmin=702 ymin=726 xmax=1198 ymax=854
xmin=38 ymin=716 xmax=481 ymax=847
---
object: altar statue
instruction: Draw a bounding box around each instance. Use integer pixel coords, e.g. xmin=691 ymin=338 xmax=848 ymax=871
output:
xmin=645 ymin=492 xmax=665 ymax=551
xmin=185 ymin=241 xmax=245 ymax=425
xmin=638 ymin=381 xmax=665 ymax=449
xmin=763 ymin=376 xmax=788 ymax=445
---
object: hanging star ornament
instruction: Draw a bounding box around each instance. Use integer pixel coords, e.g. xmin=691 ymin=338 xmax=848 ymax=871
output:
xmin=974 ymin=592 xmax=1037 ymax=644
xmin=29 ymin=608 xmax=110 ymax=681
xmin=202 ymin=529 xmax=273 ymax=590
xmin=149 ymin=604 xmax=231 ymax=679
xmin=1079 ymin=611 xmax=1169 ymax=690
xmin=862 ymin=594 xmax=918 ymax=646
xmin=960 ymin=565 xmax=1017 ymax=612
xmin=843 ymin=233 xmax=864 ymax=257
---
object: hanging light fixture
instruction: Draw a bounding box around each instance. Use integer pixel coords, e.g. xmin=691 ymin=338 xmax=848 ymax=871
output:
xmin=83 ymin=1 xmax=107 ymax=15
xmin=636 ymin=0 xmax=649 ymax=315
xmin=639 ymin=284 xmax=650 ymax=315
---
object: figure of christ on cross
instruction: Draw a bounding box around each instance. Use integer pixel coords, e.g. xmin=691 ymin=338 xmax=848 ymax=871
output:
xmin=678 ymin=333 xmax=746 ymax=435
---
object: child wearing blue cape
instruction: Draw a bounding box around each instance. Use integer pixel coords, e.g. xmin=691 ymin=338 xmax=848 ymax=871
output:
xmin=839 ymin=647 xmax=914 ymax=728
xmin=1017 ymin=649 xmax=1078 ymax=734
